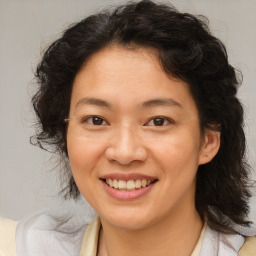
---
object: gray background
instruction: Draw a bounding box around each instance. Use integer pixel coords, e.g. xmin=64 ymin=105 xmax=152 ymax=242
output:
xmin=0 ymin=0 xmax=255 ymax=221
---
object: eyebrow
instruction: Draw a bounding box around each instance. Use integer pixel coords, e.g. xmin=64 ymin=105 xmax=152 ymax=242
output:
xmin=75 ymin=97 xmax=112 ymax=109
xmin=74 ymin=97 xmax=182 ymax=109
xmin=140 ymin=98 xmax=182 ymax=108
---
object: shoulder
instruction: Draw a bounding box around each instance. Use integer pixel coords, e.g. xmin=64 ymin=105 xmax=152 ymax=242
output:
xmin=239 ymin=236 xmax=256 ymax=256
xmin=16 ymin=204 xmax=96 ymax=256
xmin=0 ymin=217 xmax=17 ymax=256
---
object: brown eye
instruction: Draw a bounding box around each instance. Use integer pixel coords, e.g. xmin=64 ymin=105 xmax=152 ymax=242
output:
xmin=92 ymin=117 xmax=104 ymax=125
xmin=83 ymin=116 xmax=107 ymax=126
xmin=145 ymin=117 xmax=172 ymax=126
xmin=152 ymin=117 xmax=165 ymax=126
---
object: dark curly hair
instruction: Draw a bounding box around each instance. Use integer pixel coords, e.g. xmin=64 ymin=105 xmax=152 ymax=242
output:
xmin=31 ymin=0 xmax=251 ymax=234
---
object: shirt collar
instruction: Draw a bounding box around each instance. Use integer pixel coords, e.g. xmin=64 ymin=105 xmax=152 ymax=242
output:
xmin=78 ymin=216 xmax=206 ymax=256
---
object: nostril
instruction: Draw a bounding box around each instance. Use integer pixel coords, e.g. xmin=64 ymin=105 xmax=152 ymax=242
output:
xmin=105 ymin=144 xmax=147 ymax=165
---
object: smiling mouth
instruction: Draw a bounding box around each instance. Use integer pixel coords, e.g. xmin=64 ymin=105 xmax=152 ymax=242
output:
xmin=101 ymin=178 xmax=157 ymax=191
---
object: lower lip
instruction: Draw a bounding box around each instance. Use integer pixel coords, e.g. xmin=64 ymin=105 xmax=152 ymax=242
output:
xmin=101 ymin=180 xmax=156 ymax=200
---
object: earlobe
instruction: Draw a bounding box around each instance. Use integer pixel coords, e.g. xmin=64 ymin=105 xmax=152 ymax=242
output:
xmin=199 ymin=129 xmax=221 ymax=165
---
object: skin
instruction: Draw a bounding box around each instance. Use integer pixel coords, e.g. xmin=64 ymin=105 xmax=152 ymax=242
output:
xmin=67 ymin=45 xmax=220 ymax=256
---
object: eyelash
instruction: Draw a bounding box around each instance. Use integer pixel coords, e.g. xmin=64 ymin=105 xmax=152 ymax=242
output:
xmin=81 ymin=116 xmax=108 ymax=126
xmin=81 ymin=115 xmax=173 ymax=127
xmin=144 ymin=116 xmax=174 ymax=127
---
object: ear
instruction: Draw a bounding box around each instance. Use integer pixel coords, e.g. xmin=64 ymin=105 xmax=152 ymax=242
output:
xmin=199 ymin=128 xmax=221 ymax=165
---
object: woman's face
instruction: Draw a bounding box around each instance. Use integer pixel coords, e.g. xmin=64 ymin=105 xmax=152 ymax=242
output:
xmin=67 ymin=46 xmax=218 ymax=230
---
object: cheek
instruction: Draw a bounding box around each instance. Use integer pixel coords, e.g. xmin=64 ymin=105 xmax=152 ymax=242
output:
xmin=156 ymin=136 xmax=200 ymax=199
xmin=152 ymin=133 xmax=201 ymax=165
xmin=150 ymin=130 xmax=202 ymax=189
xmin=67 ymin=135 xmax=106 ymax=176
xmin=67 ymin=136 xmax=106 ymax=203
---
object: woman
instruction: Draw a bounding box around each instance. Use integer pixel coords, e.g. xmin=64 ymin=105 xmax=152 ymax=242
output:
xmin=16 ymin=1 xmax=256 ymax=255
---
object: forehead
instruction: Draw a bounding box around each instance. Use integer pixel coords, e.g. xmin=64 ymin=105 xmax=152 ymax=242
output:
xmin=70 ymin=45 xmax=197 ymax=113
xmin=78 ymin=45 xmax=163 ymax=83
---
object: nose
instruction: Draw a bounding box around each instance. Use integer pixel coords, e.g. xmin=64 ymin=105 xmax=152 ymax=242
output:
xmin=105 ymin=126 xmax=147 ymax=165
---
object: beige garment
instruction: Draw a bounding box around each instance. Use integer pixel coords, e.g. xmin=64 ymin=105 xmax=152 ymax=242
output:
xmin=0 ymin=217 xmax=17 ymax=256
xmin=79 ymin=217 xmax=206 ymax=256
xmin=239 ymin=236 xmax=256 ymax=256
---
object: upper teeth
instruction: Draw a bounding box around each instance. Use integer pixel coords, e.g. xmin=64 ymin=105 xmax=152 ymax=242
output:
xmin=105 ymin=179 xmax=153 ymax=191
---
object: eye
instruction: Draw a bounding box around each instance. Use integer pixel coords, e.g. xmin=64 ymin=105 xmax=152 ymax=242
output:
xmin=82 ymin=116 xmax=108 ymax=126
xmin=145 ymin=116 xmax=172 ymax=126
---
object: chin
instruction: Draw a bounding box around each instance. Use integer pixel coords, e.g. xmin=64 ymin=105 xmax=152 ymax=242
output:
xmin=99 ymin=207 xmax=159 ymax=231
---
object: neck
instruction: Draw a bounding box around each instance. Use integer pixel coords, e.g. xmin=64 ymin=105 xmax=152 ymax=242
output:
xmin=98 ymin=204 xmax=203 ymax=256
